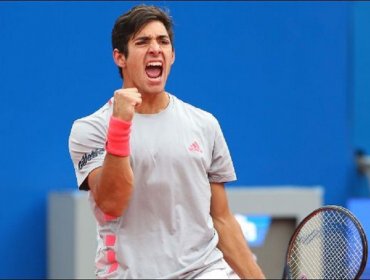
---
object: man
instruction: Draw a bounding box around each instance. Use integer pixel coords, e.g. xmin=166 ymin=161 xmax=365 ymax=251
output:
xmin=69 ymin=4 xmax=265 ymax=279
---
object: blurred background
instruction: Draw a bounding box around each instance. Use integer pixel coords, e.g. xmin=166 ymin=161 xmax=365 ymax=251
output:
xmin=1 ymin=1 xmax=370 ymax=278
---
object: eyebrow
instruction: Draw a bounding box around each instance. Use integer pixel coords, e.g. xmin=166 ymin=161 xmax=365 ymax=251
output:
xmin=134 ymin=35 xmax=170 ymax=42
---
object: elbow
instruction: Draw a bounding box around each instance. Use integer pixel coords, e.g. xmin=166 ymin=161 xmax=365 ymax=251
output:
xmin=97 ymin=201 xmax=127 ymax=218
xmin=94 ymin=181 xmax=134 ymax=217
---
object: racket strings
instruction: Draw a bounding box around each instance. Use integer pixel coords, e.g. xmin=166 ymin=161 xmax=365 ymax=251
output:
xmin=290 ymin=213 xmax=361 ymax=278
xmin=288 ymin=209 xmax=364 ymax=279
xmin=324 ymin=211 xmax=363 ymax=277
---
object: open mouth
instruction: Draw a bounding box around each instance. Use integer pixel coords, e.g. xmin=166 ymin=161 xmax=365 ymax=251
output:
xmin=145 ymin=62 xmax=163 ymax=79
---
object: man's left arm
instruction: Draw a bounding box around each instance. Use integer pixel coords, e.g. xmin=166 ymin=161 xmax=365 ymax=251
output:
xmin=210 ymin=182 xmax=265 ymax=279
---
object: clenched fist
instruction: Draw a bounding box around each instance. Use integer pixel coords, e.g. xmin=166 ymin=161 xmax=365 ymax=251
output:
xmin=113 ymin=88 xmax=142 ymax=121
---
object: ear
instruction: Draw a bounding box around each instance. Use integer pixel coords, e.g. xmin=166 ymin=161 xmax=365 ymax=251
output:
xmin=171 ymin=50 xmax=175 ymax=65
xmin=113 ymin=48 xmax=126 ymax=68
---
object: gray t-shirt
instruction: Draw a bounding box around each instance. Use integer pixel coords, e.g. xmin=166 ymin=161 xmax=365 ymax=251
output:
xmin=69 ymin=94 xmax=237 ymax=279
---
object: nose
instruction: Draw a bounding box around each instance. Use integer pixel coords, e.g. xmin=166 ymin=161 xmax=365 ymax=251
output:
xmin=148 ymin=40 xmax=161 ymax=55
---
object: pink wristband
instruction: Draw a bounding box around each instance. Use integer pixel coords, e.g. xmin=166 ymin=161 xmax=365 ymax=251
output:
xmin=105 ymin=116 xmax=132 ymax=157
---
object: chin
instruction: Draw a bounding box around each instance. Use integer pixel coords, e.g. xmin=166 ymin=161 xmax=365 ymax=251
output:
xmin=145 ymin=82 xmax=165 ymax=93
xmin=140 ymin=86 xmax=163 ymax=95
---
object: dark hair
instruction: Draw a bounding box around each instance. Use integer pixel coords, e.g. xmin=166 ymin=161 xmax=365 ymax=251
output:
xmin=112 ymin=4 xmax=174 ymax=78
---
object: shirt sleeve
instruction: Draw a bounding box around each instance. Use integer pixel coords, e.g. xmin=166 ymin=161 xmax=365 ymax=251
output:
xmin=208 ymin=117 xmax=237 ymax=183
xmin=68 ymin=112 xmax=108 ymax=190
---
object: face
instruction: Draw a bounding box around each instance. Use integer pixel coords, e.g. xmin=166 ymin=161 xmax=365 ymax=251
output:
xmin=115 ymin=20 xmax=175 ymax=95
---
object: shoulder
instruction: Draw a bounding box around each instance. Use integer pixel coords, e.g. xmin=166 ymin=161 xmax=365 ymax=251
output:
xmin=171 ymin=94 xmax=218 ymax=127
xmin=70 ymin=99 xmax=112 ymax=142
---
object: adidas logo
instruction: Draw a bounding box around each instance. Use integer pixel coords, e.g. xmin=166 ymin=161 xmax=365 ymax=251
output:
xmin=189 ymin=141 xmax=202 ymax=153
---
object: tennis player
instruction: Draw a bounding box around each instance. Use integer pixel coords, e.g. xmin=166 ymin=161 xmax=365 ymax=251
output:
xmin=69 ymin=4 xmax=265 ymax=279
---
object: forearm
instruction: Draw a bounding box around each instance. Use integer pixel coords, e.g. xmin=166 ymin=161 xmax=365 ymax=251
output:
xmin=89 ymin=154 xmax=134 ymax=217
xmin=89 ymin=90 xmax=139 ymax=217
xmin=214 ymin=213 xmax=265 ymax=279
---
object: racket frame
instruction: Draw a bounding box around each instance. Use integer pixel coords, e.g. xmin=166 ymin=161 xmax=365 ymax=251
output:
xmin=282 ymin=205 xmax=368 ymax=279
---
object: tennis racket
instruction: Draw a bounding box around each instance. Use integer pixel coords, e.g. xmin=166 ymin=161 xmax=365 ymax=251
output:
xmin=282 ymin=205 xmax=368 ymax=279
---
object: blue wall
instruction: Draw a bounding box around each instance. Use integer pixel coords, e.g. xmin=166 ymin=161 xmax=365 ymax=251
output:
xmin=351 ymin=2 xmax=370 ymax=198
xmin=353 ymin=3 xmax=370 ymax=152
xmin=0 ymin=1 xmax=361 ymax=278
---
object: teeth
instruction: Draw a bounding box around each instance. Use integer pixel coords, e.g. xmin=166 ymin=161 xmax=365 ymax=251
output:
xmin=147 ymin=62 xmax=162 ymax=67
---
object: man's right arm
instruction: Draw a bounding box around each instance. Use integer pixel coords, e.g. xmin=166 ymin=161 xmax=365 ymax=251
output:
xmin=86 ymin=88 xmax=141 ymax=218
xmin=87 ymin=155 xmax=134 ymax=217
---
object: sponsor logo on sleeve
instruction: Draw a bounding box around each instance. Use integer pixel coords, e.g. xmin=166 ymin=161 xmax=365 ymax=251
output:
xmin=78 ymin=148 xmax=105 ymax=170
